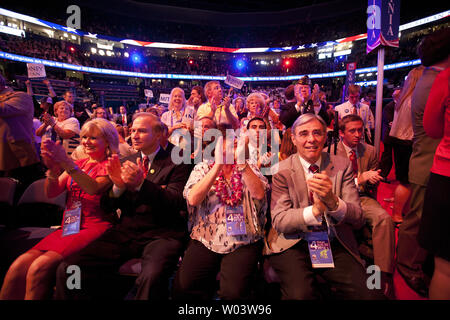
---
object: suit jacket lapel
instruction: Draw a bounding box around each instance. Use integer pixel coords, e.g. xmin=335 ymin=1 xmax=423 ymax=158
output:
xmin=357 ymin=143 xmax=367 ymax=172
xmin=290 ymin=155 xmax=309 ymax=207
xmin=321 ymin=152 xmax=336 ymax=180
xmin=146 ymin=148 xmax=167 ymax=182
xmin=336 ymin=142 xmax=348 ymax=159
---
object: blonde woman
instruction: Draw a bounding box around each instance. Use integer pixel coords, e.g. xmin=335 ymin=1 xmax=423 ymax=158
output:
xmin=0 ymin=118 xmax=119 ymax=300
xmin=161 ymin=87 xmax=196 ymax=147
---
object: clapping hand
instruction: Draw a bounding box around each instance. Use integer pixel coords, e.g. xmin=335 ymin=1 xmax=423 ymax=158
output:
xmin=214 ymin=135 xmax=225 ymax=167
xmin=312 ymin=192 xmax=327 ymax=218
xmin=307 ymin=172 xmax=338 ymax=211
xmin=41 ymin=139 xmax=62 ymax=173
xmin=294 ymin=84 xmax=304 ymax=105
xmin=41 ymin=139 xmax=70 ymax=164
xmin=236 ymin=134 xmax=250 ymax=165
xmin=312 ymin=84 xmax=320 ymax=104
xmin=106 ymin=154 xmax=126 ymax=189
xmin=42 ymin=112 xmax=55 ymax=127
xmin=360 ymin=169 xmax=384 ymax=185
xmin=121 ymin=160 xmax=146 ymax=191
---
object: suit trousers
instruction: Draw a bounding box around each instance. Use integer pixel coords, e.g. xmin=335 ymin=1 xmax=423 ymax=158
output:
xmin=396 ymin=183 xmax=429 ymax=279
xmin=172 ymin=239 xmax=263 ymax=300
xmin=267 ymin=239 xmax=385 ymax=300
xmin=54 ymin=227 xmax=184 ymax=300
xmin=361 ymin=196 xmax=395 ymax=274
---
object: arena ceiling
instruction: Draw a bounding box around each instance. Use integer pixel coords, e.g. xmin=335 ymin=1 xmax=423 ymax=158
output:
xmin=0 ymin=0 xmax=447 ymax=27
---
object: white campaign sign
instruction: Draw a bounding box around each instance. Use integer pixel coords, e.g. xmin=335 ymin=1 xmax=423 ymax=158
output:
xmin=144 ymin=89 xmax=154 ymax=98
xmin=27 ymin=63 xmax=46 ymax=78
xmin=159 ymin=93 xmax=170 ymax=104
xmin=225 ymin=74 xmax=244 ymax=89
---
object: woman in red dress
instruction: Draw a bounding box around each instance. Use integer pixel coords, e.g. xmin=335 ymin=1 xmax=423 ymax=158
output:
xmin=0 ymin=118 xmax=119 ymax=300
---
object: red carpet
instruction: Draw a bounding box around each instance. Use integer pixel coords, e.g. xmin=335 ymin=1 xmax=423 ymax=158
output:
xmin=377 ymin=143 xmax=427 ymax=300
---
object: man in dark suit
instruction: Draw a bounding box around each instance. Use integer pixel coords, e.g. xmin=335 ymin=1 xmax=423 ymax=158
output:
xmin=280 ymin=76 xmax=330 ymax=129
xmin=264 ymin=113 xmax=384 ymax=299
xmin=54 ymin=113 xmax=191 ymax=300
xmin=115 ymin=105 xmax=133 ymax=126
xmin=330 ymin=114 xmax=395 ymax=298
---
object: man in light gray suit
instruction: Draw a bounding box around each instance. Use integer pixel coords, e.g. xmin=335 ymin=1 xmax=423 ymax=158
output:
xmin=331 ymin=114 xmax=395 ymax=299
xmin=264 ymin=113 xmax=384 ymax=299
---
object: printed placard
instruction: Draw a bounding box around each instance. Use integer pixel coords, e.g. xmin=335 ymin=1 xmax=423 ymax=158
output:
xmin=225 ymin=74 xmax=244 ymax=90
xmin=159 ymin=93 xmax=170 ymax=104
xmin=144 ymin=89 xmax=154 ymax=98
xmin=27 ymin=63 xmax=46 ymax=79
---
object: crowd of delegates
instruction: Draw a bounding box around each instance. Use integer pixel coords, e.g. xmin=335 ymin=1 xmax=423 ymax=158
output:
xmin=0 ymin=27 xmax=449 ymax=301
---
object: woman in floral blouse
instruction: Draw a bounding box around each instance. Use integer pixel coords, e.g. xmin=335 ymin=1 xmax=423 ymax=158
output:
xmin=173 ymin=125 xmax=268 ymax=300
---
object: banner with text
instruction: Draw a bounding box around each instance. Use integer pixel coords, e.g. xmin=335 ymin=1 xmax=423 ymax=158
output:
xmin=225 ymin=74 xmax=244 ymax=90
xmin=367 ymin=0 xmax=400 ymax=53
xmin=27 ymin=63 xmax=46 ymax=79
xmin=159 ymin=93 xmax=170 ymax=104
xmin=345 ymin=62 xmax=357 ymax=88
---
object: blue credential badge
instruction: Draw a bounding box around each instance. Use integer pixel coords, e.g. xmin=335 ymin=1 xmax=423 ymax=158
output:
xmin=305 ymin=231 xmax=335 ymax=268
xmin=62 ymin=206 xmax=81 ymax=237
xmin=225 ymin=205 xmax=246 ymax=236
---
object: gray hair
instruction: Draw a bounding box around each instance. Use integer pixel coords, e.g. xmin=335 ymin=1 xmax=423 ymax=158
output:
xmin=80 ymin=118 xmax=119 ymax=156
xmin=246 ymin=92 xmax=266 ymax=109
xmin=54 ymin=100 xmax=74 ymax=117
xmin=292 ymin=113 xmax=327 ymax=134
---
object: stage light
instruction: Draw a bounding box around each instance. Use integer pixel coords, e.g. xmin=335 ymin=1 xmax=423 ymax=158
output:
xmin=283 ymin=59 xmax=291 ymax=67
xmin=99 ymin=50 xmax=105 ymax=56
xmin=235 ymin=59 xmax=246 ymax=70
xmin=69 ymin=46 xmax=75 ymax=53
xmin=90 ymin=47 xmax=97 ymax=54
xmin=188 ymin=59 xmax=194 ymax=65
xmin=131 ymin=53 xmax=142 ymax=63
xmin=124 ymin=52 xmax=129 ymax=58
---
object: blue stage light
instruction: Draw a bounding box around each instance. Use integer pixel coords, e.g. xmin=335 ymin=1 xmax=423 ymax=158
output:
xmin=235 ymin=59 xmax=246 ymax=70
xmin=131 ymin=53 xmax=142 ymax=63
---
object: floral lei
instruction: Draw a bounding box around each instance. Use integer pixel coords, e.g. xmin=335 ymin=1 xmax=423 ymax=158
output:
xmin=211 ymin=163 xmax=244 ymax=206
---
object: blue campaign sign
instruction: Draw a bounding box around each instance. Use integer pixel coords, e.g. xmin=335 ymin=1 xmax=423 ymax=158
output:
xmin=367 ymin=0 xmax=400 ymax=53
xmin=380 ymin=0 xmax=400 ymax=46
xmin=345 ymin=62 xmax=357 ymax=87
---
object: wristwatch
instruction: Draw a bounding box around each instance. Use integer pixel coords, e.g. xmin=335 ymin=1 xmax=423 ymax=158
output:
xmin=327 ymin=197 xmax=339 ymax=211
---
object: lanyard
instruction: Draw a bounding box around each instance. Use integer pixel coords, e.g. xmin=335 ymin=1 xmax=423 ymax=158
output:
xmin=170 ymin=107 xmax=185 ymax=127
